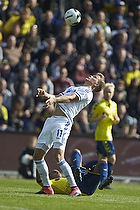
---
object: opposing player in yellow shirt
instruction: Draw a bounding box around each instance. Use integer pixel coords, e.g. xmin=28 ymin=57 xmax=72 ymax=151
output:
xmin=88 ymin=83 xmax=120 ymax=190
xmin=36 ymin=148 xmax=113 ymax=195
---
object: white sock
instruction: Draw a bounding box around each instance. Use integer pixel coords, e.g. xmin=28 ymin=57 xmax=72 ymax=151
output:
xmin=33 ymin=160 xmax=36 ymax=178
xmin=35 ymin=159 xmax=50 ymax=187
xmin=58 ymin=159 xmax=77 ymax=187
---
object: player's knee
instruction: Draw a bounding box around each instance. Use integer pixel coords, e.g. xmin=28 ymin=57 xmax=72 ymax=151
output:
xmin=33 ymin=149 xmax=44 ymax=161
xmin=33 ymin=152 xmax=40 ymax=161
xmin=53 ymin=150 xmax=64 ymax=163
xmin=54 ymin=155 xmax=61 ymax=163
xmin=109 ymin=155 xmax=116 ymax=164
xmin=112 ymin=157 xmax=116 ymax=164
xmin=100 ymin=158 xmax=107 ymax=164
xmin=113 ymin=156 xmax=116 ymax=163
xmin=33 ymin=152 xmax=37 ymax=161
xmin=72 ymin=148 xmax=81 ymax=154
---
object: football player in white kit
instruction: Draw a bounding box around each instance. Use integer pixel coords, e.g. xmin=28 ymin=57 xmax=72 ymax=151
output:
xmin=33 ymin=73 xmax=105 ymax=196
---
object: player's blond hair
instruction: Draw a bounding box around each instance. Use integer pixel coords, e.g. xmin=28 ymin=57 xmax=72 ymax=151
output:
xmin=103 ymin=82 xmax=115 ymax=93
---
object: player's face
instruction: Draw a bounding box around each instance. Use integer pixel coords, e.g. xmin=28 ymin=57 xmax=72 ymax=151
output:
xmin=49 ymin=169 xmax=62 ymax=180
xmin=104 ymin=87 xmax=114 ymax=101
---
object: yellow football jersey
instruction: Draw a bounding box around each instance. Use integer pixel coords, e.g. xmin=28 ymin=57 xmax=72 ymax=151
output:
xmin=50 ymin=178 xmax=71 ymax=195
xmin=90 ymin=98 xmax=118 ymax=140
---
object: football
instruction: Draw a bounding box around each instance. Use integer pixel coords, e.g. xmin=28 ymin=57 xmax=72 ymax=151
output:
xmin=64 ymin=8 xmax=81 ymax=26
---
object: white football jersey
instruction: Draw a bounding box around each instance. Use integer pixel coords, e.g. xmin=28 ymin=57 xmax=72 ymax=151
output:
xmin=58 ymin=86 xmax=93 ymax=123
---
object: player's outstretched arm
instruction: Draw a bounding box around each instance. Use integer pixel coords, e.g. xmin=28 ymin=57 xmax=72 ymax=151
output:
xmin=43 ymin=94 xmax=78 ymax=108
xmin=36 ymin=88 xmax=78 ymax=108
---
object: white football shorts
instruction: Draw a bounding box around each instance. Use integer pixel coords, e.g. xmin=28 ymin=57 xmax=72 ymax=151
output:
xmin=36 ymin=116 xmax=72 ymax=152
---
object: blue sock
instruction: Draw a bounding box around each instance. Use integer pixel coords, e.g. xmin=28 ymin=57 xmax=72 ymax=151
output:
xmin=71 ymin=151 xmax=81 ymax=170
xmin=99 ymin=162 xmax=108 ymax=182
xmin=108 ymin=162 xmax=114 ymax=177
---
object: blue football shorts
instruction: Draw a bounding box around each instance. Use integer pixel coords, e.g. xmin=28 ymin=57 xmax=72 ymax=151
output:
xmin=96 ymin=141 xmax=115 ymax=157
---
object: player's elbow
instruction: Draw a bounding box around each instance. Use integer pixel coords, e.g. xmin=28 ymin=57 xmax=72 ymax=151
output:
xmin=70 ymin=94 xmax=78 ymax=102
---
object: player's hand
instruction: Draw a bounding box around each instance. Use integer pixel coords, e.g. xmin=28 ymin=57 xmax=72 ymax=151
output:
xmin=113 ymin=115 xmax=120 ymax=124
xmin=43 ymin=95 xmax=56 ymax=108
xmin=36 ymin=88 xmax=50 ymax=99
xmin=100 ymin=112 xmax=107 ymax=121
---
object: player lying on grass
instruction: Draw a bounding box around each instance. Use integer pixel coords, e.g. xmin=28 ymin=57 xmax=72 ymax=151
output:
xmin=36 ymin=148 xmax=113 ymax=195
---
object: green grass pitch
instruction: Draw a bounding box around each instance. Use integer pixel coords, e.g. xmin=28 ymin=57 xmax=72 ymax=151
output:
xmin=0 ymin=178 xmax=140 ymax=210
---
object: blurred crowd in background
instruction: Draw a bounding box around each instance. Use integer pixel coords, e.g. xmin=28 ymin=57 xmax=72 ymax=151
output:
xmin=0 ymin=0 xmax=140 ymax=139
